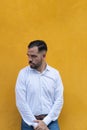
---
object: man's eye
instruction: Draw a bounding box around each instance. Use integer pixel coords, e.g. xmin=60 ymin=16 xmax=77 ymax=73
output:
xmin=31 ymin=55 xmax=37 ymax=58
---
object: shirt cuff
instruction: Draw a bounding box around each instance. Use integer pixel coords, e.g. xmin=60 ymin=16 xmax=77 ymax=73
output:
xmin=32 ymin=122 xmax=38 ymax=129
xmin=43 ymin=115 xmax=52 ymax=126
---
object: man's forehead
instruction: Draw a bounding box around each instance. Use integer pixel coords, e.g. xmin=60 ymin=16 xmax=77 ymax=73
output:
xmin=27 ymin=46 xmax=39 ymax=53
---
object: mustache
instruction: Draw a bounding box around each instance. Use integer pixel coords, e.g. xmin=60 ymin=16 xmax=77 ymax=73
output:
xmin=29 ymin=61 xmax=35 ymax=65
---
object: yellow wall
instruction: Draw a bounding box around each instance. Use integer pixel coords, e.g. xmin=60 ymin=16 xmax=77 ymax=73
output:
xmin=0 ymin=0 xmax=87 ymax=130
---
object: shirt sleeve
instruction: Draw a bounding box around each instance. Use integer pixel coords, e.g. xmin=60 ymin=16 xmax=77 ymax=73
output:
xmin=15 ymin=70 xmax=38 ymax=128
xmin=43 ymin=71 xmax=64 ymax=125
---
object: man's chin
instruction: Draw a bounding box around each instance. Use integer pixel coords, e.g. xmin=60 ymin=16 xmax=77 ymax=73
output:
xmin=30 ymin=64 xmax=35 ymax=69
xmin=30 ymin=65 xmax=34 ymax=68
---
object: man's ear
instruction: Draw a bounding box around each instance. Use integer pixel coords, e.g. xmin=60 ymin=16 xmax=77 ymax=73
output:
xmin=42 ymin=51 xmax=46 ymax=58
xmin=43 ymin=54 xmax=46 ymax=57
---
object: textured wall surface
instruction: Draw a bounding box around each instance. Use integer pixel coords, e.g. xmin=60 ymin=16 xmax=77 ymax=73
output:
xmin=0 ymin=0 xmax=87 ymax=130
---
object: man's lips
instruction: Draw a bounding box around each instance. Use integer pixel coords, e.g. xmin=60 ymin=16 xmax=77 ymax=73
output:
xmin=29 ymin=62 xmax=34 ymax=65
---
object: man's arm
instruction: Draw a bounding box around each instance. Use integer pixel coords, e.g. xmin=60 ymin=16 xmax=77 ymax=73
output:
xmin=43 ymin=71 xmax=64 ymax=125
xmin=15 ymin=70 xmax=38 ymax=128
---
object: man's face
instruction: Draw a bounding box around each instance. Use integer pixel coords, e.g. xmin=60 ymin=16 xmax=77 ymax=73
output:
xmin=27 ymin=46 xmax=45 ymax=69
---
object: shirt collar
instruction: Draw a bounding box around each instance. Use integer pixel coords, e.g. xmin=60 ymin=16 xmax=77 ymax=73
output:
xmin=45 ymin=64 xmax=50 ymax=71
xmin=29 ymin=64 xmax=50 ymax=73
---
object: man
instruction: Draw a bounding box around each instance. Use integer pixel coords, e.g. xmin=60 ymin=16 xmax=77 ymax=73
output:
xmin=15 ymin=40 xmax=64 ymax=130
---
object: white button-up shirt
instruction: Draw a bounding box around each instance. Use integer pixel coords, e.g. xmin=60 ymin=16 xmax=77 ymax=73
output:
xmin=15 ymin=65 xmax=64 ymax=128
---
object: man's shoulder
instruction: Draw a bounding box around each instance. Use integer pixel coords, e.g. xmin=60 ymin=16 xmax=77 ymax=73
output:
xmin=47 ymin=65 xmax=59 ymax=74
xmin=18 ymin=66 xmax=30 ymax=75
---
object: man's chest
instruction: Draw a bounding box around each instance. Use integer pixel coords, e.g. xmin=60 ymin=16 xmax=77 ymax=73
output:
xmin=25 ymin=74 xmax=56 ymax=96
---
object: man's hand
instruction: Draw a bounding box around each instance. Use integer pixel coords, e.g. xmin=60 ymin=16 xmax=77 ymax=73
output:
xmin=34 ymin=120 xmax=49 ymax=130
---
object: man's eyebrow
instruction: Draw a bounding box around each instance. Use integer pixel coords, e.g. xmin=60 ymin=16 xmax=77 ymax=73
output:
xmin=27 ymin=53 xmax=37 ymax=56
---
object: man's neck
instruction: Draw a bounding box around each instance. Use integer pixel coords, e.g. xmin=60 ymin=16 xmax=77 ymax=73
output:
xmin=37 ymin=62 xmax=47 ymax=73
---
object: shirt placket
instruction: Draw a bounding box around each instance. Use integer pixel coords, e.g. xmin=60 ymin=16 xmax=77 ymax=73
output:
xmin=39 ymin=73 xmax=43 ymax=114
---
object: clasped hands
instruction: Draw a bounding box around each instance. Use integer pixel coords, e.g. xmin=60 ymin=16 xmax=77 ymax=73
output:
xmin=34 ymin=120 xmax=49 ymax=130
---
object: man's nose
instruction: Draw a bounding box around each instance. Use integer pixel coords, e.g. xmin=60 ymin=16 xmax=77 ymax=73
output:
xmin=29 ymin=57 xmax=32 ymax=62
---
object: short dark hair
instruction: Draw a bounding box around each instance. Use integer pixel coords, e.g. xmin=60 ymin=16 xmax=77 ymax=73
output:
xmin=28 ymin=40 xmax=48 ymax=52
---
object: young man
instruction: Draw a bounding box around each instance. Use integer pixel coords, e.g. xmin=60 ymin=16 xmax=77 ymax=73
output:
xmin=15 ymin=40 xmax=64 ymax=130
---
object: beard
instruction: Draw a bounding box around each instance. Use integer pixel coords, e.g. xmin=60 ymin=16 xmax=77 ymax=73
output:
xmin=29 ymin=60 xmax=42 ymax=70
